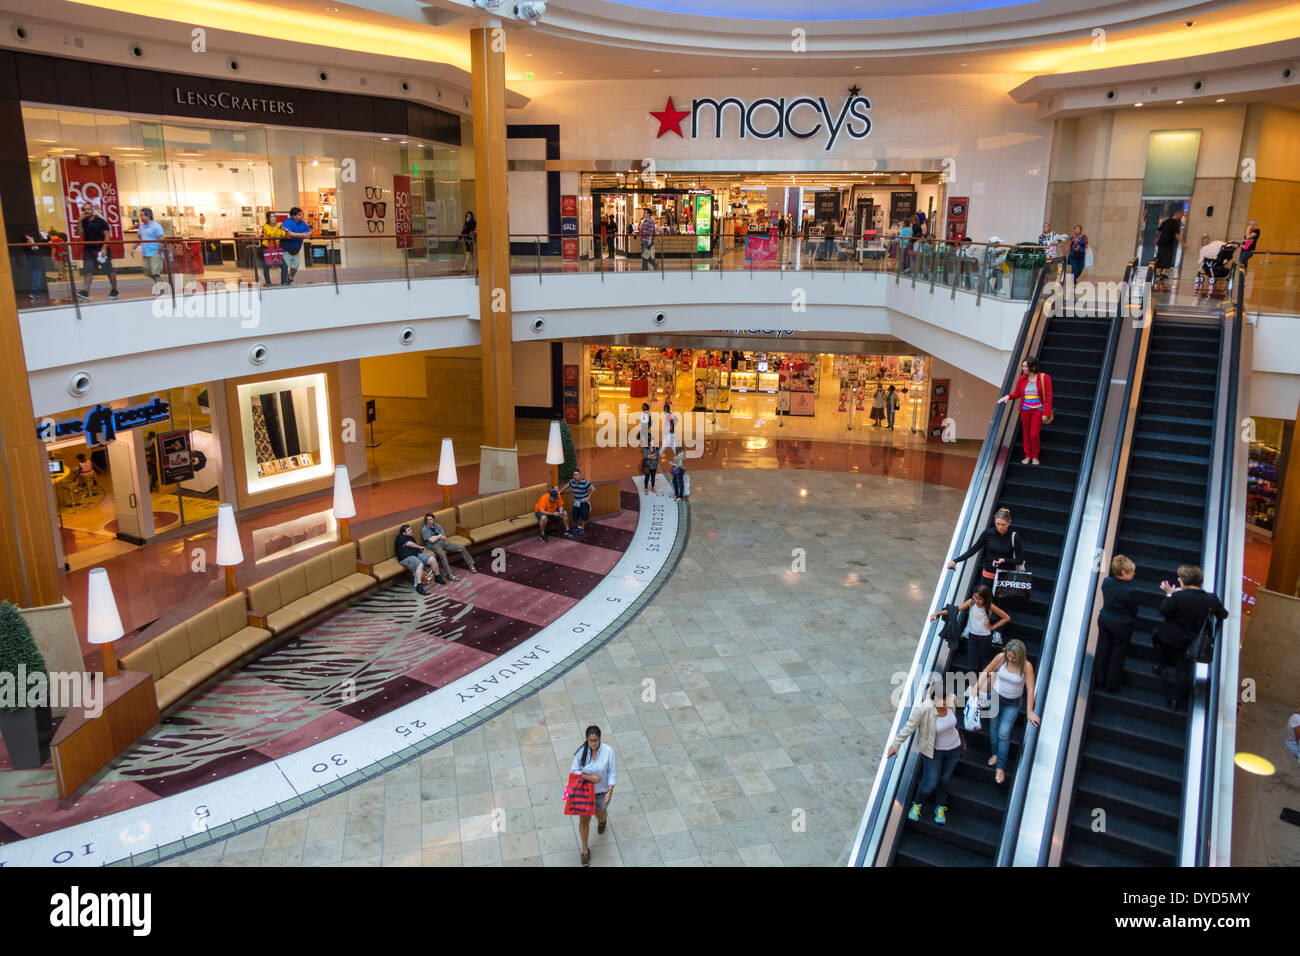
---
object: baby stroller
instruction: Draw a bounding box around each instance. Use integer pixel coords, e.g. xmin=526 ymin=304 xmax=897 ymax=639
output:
xmin=1194 ymin=240 xmax=1237 ymax=297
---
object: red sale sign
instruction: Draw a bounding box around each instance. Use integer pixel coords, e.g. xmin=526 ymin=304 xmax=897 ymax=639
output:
xmin=61 ymin=158 xmax=125 ymax=259
xmin=393 ymin=174 xmax=412 ymax=250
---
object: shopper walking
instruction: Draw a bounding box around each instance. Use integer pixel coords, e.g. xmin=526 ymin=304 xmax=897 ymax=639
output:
xmin=260 ymin=211 xmax=287 ymax=286
xmin=1286 ymin=707 xmax=1300 ymax=769
xmin=1153 ymin=209 xmax=1186 ymax=289
xmin=20 ymin=230 xmax=48 ymax=302
xmin=931 ymin=583 xmax=1010 ymax=673
xmin=76 ymin=203 xmax=119 ymax=299
xmin=639 ymin=402 xmax=652 ymax=447
xmin=888 ymin=676 xmax=964 ymax=826
xmin=1152 ymin=564 xmax=1228 ymax=711
xmin=1066 ymin=224 xmax=1088 ymax=282
xmin=280 ymin=207 xmax=312 ymax=286
xmin=998 ymin=357 xmax=1053 ymax=465
xmin=973 ymin=639 xmax=1039 ymax=784
xmin=665 ymin=444 xmax=686 ymax=500
xmin=562 ymin=467 xmax=593 ymax=535
xmin=639 ymin=209 xmax=659 ymax=271
xmin=459 ymin=211 xmax=476 ymax=275
xmin=870 ymin=386 xmax=886 ymax=426
xmin=571 ymin=725 xmax=616 ymax=866
xmin=947 ymin=507 xmax=1024 ymax=588
xmin=641 ymin=444 xmax=660 ymax=493
xmin=885 ymin=385 xmax=901 ymax=430
xmin=138 ymin=208 xmax=166 ymax=283
xmin=420 ymin=512 xmax=478 ymax=579
xmin=1094 ymin=554 xmax=1140 ymax=693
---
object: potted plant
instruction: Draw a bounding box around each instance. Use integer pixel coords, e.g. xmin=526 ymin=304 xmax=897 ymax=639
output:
xmin=0 ymin=600 xmax=53 ymax=770
xmin=1007 ymin=243 xmax=1047 ymax=299
xmin=558 ymin=420 xmax=578 ymax=484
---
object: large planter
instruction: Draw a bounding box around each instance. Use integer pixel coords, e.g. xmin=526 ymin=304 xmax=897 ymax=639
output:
xmin=0 ymin=705 xmax=53 ymax=770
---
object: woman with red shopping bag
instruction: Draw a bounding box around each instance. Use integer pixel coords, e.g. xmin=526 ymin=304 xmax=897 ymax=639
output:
xmin=998 ymin=357 xmax=1053 ymax=465
xmin=568 ymin=725 xmax=616 ymax=866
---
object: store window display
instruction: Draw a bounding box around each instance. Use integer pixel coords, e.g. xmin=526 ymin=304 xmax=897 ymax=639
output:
xmin=235 ymin=373 xmax=334 ymax=494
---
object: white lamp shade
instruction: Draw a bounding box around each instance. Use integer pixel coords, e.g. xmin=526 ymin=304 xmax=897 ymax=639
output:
xmin=546 ymin=420 xmax=564 ymax=465
xmin=85 ymin=568 xmax=124 ymax=646
xmin=215 ymin=503 xmax=244 ymax=566
xmin=333 ymin=465 xmax=357 ymax=520
xmin=436 ymin=437 xmax=458 ymax=486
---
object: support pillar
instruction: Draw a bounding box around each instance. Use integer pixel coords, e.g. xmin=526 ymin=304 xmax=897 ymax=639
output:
xmin=0 ymin=194 xmax=63 ymax=608
xmin=1265 ymin=399 xmax=1300 ymax=596
xmin=471 ymin=22 xmax=520 ymax=494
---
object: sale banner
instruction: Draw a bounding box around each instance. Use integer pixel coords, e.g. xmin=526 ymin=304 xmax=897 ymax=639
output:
xmin=61 ymin=158 xmax=125 ymax=259
xmin=393 ymin=174 xmax=412 ymax=250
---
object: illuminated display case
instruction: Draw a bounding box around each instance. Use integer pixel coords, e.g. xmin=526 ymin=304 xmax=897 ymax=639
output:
xmin=235 ymin=372 xmax=334 ymax=496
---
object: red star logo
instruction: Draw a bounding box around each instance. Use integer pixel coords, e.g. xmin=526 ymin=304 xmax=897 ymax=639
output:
xmin=650 ymin=96 xmax=690 ymax=138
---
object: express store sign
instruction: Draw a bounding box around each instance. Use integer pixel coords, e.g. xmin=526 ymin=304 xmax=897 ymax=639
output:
xmin=650 ymin=90 xmax=871 ymax=151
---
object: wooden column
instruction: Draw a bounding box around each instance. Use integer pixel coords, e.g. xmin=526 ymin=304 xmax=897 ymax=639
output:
xmin=471 ymin=24 xmax=515 ymax=454
xmin=1265 ymin=401 xmax=1300 ymax=596
xmin=0 ymin=195 xmax=63 ymax=608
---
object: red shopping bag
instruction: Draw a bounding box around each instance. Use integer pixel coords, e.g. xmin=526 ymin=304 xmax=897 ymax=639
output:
xmin=563 ymin=772 xmax=595 ymax=816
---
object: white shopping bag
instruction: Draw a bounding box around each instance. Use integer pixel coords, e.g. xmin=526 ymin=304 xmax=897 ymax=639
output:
xmin=963 ymin=688 xmax=983 ymax=733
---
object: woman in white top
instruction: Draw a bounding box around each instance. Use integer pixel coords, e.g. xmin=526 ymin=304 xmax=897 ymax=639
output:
xmin=638 ymin=403 xmax=652 ymax=447
xmin=930 ymin=584 xmax=1010 ymax=673
xmin=887 ymin=676 xmax=964 ymax=826
xmin=570 ymin=724 xmax=616 ymax=866
xmin=972 ymin=639 xmax=1039 ymax=784
xmin=1286 ymin=710 xmax=1300 ymax=768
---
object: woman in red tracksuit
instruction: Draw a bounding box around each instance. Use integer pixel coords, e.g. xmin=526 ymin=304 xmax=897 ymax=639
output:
xmin=998 ymin=357 xmax=1052 ymax=465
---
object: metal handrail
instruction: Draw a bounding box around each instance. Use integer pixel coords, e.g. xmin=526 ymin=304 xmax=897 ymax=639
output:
xmin=993 ymin=257 xmax=1137 ymax=865
xmin=848 ymin=259 xmax=1057 ymax=867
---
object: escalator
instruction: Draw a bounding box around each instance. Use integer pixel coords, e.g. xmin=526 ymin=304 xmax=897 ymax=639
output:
xmin=889 ymin=306 xmax=1114 ymax=867
xmin=1060 ymin=315 xmax=1225 ymax=866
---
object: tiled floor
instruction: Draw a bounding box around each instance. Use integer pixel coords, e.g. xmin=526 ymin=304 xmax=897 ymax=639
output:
xmin=1230 ymin=693 xmax=1300 ymax=867
xmin=157 ymin=466 xmax=964 ymax=866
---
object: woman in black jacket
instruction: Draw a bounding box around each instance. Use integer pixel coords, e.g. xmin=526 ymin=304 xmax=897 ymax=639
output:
xmin=1152 ymin=564 xmax=1228 ymax=711
xmin=1095 ymin=554 xmax=1140 ymax=693
xmin=946 ymin=507 xmax=1024 ymax=587
xmin=460 ymin=211 xmax=477 ymax=275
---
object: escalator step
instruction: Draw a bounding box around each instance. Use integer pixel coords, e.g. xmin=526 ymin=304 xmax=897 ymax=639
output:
xmin=1075 ymin=768 xmax=1182 ymax=828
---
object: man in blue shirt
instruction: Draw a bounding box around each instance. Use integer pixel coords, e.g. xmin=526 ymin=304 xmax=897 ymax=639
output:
xmin=279 ymin=207 xmax=312 ymax=285
xmin=562 ymin=468 xmax=593 ymax=535
xmin=138 ymin=208 xmax=166 ymax=282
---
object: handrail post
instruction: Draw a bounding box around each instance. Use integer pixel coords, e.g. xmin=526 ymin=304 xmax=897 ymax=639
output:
xmin=66 ymin=251 xmax=82 ymax=320
xmin=164 ymin=238 xmax=176 ymax=310
xmin=536 ymin=236 xmax=542 ymax=284
xmin=403 ymin=241 xmax=410 ymax=289
xmin=329 ymin=238 xmax=339 ymax=293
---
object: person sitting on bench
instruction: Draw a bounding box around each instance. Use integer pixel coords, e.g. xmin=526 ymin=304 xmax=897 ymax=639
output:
xmin=534 ymin=486 xmax=573 ymax=543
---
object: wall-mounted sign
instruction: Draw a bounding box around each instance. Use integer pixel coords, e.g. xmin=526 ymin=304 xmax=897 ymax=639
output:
xmin=890 ymin=191 xmax=917 ymax=228
xmin=173 ymin=88 xmax=295 ymax=115
xmin=946 ymin=196 xmax=970 ymax=240
xmin=393 ymin=175 xmax=412 ymax=250
xmin=38 ymin=397 xmax=170 ymax=445
xmin=650 ymin=92 xmax=871 ymax=151
xmin=157 ymin=430 xmax=194 ymax=484
xmin=814 ymin=191 xmax=840 ymax=225
xmin=927 ymin=379 xmax=950 ymax=443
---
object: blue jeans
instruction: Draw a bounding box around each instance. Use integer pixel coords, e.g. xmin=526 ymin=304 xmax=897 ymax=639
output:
xmin=992 ymin=694 xmax=1021 ymax=770
xmin=671 ymin=466 xmax=684 ymax=498
xmin=1069 ymin=256 xmax=1084 ymax=281
xmin=916 ymin=746 xmax=961 ymax=806
xmin=886 ymin=404 xmax=896 ymax=429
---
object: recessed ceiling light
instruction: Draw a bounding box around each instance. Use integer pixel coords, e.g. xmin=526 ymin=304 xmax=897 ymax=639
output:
xmin=311 ymin=159 xmax=319 ymax=166
xmin=556 ymin=70 xmax=563 ymax=74
xmin=1216 ymin=97 xmax=1226 ymax=102
xmin=960 ymin=63 xmax=968 ymax=67
xmin=854 ymin=65 xmax=862 ymax=70
xmin=653 ymin=68 xmax=661 ymax=72
xmin=381 ymin=137 xmax=390 ymax=140
xmin=1134 ymin=102 xmax=1144 ymax=107
xmin=1176 ymin=99 xmax=1184 ymax=104
xmin=524 ymin=53 xmax=533 ymax=57
xmin=751 ymin=67 xmax=758 ymax=71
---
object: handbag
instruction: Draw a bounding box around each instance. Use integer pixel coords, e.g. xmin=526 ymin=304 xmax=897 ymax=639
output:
xmin=993 ymin=568 xmax=1033 ymax=599
xmin=563 ymin=772 xmax=595 ymax=816
xmin=263 ymin=246 xmax=284 ymax=266
xmin=1186 ymin=615 xmax=1217 ymax=665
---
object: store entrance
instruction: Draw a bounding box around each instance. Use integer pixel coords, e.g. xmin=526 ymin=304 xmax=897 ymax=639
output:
xmin=42 ymin=385 xmax=221 ymax=566
xmin=583 ymin=341 xmax=938 ymax=446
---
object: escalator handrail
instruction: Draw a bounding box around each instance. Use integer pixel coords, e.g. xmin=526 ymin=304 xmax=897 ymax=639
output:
xmin=1029 ymin=260 xmax=1152 ymax=863
xmin=1185 ymin=258 xmax=1247 ymax=864
xmin=849 ymin=261 xmax=1058 ymax=867
xmin=993 ymin=258 xmax=1141 ymax=865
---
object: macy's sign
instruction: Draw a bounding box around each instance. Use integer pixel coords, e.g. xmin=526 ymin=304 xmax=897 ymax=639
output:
xmin=650 ymin=91 xmax=871 ymax=151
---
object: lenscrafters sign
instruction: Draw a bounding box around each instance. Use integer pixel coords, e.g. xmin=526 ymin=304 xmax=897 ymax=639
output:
xmin=650 ymin=91 xmax=871 ymax=151
xmin=174 ymin=87 xmax=296 ymax=115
